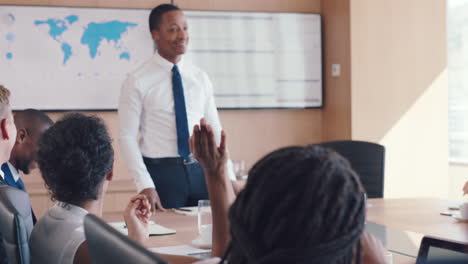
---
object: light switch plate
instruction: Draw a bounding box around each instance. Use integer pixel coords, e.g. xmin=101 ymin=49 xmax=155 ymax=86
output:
xmin=332 ymin=64 xmax=341 ymax=77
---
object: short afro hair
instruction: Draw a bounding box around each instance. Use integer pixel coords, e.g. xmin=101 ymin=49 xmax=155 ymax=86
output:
xmin=148 ymin=3 xmax=181 ymax=31
xmin=37 ymin=113 xmax=114 ymax=206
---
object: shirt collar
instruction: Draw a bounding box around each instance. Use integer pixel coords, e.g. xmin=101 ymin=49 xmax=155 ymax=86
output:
xmin=56 ymin=202 xmax=89 ymax=217
xmin=7 ymin=162 xmax=20 ymax=182
xmin=0 ymin=168 xmax=4 ymax=181
xmin=153 ymin=52 xmax=186 ymax=73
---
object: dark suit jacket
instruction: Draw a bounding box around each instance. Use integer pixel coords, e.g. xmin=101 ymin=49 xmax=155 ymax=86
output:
xmin=0 ymin=163 xmax=36 ymax=224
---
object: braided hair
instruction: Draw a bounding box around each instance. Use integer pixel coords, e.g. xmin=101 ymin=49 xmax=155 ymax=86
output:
xmin=224 ymin=145 xmax=366 ymax=264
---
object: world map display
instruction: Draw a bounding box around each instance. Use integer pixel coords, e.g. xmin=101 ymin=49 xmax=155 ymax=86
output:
xmin=34 ymin=17 xmax=137 ymax=64
xmin=0 ymin=6 xmax=154 ymax=110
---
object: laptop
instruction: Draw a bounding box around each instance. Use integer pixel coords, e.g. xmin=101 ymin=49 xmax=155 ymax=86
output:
xmin=416 ymin=236 xmax=468 ymax=264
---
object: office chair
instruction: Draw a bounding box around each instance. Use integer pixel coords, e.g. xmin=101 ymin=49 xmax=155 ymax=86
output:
xmin=416 ymin=236 xmax=468 ymax=264
xmin=84 ymin=214 xmax=168 ymax=264
xmin=319 ymin=140 xmax=385 ymax=198
xmin=0 ymin=185 xmax=34 ymax=264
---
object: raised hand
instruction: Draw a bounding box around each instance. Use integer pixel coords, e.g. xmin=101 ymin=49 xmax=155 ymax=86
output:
xmin=190 ymin=118 xmax=227 ymax=178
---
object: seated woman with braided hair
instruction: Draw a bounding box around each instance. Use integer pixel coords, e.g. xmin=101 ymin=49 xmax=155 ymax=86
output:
xmin=188 ymin=119 xmax=387 ymax=264
xmin=127 ymin=118 xmax=387 ymax=264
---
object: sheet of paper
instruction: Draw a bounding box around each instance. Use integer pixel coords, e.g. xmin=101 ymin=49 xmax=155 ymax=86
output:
xmin=172 ymin=206 xmax=199 ymax=216
xmin=150 ymin=245 xmax=211 ymax=259
xmin=108 ymin=221 xmax=176 ymax=236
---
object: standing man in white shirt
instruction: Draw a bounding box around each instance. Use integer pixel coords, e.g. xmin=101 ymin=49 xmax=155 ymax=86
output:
xmin=119 ymin=4 xmax=235 ymax=210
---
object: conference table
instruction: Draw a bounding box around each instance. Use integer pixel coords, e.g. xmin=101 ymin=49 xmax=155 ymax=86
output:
xmin=105 ymin=198 xmax=468 ymax=264
xmin=366 ymin=198 xmax=467 ymax=264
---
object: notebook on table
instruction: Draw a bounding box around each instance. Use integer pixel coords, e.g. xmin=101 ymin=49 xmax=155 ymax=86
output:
xmin=108 ymin=221 xmax=176 ymax=236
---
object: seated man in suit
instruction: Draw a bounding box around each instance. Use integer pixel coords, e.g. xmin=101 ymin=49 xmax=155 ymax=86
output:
xmin=0 ymin=86 xmax=17 ymax=182
xmin=1 ymin=109 xmax=53 ymax=223
xmin=0 ymin=85 xmax=19 ymax=264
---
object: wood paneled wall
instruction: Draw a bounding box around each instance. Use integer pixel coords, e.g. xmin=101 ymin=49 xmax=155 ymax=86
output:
xmin=320 ymin=0 xmax=351 ymax=141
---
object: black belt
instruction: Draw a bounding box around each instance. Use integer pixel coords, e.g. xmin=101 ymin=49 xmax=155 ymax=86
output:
xmin=143 ymin=155 xmax=197 ymax=165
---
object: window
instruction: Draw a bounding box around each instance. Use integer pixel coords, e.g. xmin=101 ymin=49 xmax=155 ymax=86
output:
xmin=448 ymin=0 xmax=468 ymax=163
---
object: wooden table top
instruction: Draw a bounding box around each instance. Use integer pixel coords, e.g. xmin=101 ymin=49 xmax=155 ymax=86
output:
xmin=104 ymin=198 xmax=467 ymax=264
xmin=105 ymin=210 xmax=199 ymax=249
xmin=367 ymin=198 xmax=468 ymax=264
xmin=367 ymin=198 xmax=468 ymax=243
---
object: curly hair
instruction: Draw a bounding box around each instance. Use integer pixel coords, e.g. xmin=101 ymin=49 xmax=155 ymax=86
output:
xmin=37 ymin=113 xmax=114 ymax=206
xmin=225 ymin=145 xmax=366 ymax=264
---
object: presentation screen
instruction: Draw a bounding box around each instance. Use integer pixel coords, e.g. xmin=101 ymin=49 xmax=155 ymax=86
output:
xmin=0 ymin=6 xmax=322 ymax=110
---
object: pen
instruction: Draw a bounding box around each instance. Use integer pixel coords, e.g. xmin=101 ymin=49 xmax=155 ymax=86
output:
xmin=175 ymin=208 xmax=192 ymax=212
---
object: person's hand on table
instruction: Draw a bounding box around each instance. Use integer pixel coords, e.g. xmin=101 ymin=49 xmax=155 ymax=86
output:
xmin=361 ymin=232 xmax=387 ymax=264
xmin=140 ymin=187 xmax=166 ymax=212
xmin=124 ymin=194 xmax=153 ymax=244
xmin=463 ymin=181 xmax=468 ymax=195
xmin=190 ymin=118 xmax=227 ymax=179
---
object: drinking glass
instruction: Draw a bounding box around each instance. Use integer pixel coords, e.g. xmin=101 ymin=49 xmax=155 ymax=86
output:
xmin=232 ymin=160 xmax=246 ymax=180
xmin=198 ymin=200 xmax=212 ymax=241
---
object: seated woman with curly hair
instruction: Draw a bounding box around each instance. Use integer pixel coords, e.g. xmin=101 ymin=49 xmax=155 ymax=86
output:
xmin=29 ymin=113 xmax=195 ymax=264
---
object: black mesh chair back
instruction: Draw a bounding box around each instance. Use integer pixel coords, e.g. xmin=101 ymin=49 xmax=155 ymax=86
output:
xmin=0 ymin=185 xmax=33 ymax=264
xmin=319 ymin=140 xmax=385 ymax=198
xmin=84 ymin=214 xmax=168 ymax=264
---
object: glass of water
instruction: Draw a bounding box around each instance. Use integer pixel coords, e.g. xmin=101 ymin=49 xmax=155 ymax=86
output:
xmin=197 ymin=200 xmax=212 ymax=242
xmin=232 ymin=160 xmax=246 ymax=180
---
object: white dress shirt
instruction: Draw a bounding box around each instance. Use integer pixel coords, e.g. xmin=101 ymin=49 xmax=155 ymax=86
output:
xmin=119 ymin=52 xmax=234 ymax=192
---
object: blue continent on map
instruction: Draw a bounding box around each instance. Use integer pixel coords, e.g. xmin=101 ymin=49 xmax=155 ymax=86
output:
xmin=66 ymin=15 xmax=78 ymax=24
xmin=34 ymin=16 xmax=78 ymax=64
xmin=120 ymin=52 xmax=130 ymax=60
xmin=61 ymin=43 xmax=73 ymax=64
xmin=81 ymin=21 xmax=137 ymax=59
xmin=34 ymin=19 xmax=68 ymax=40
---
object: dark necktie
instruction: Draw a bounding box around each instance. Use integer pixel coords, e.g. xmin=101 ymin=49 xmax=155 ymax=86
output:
xmin=1 ymin=163 xmax=25 ymax=191
xmin=172 ymin=65 xmax=190 ymax=159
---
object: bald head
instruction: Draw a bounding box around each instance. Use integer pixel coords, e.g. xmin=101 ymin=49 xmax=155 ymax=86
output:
xmin=14 ymin=109 xmax=54 ymax=130
xmin=10 ymin=109 xmax=53 ymax=174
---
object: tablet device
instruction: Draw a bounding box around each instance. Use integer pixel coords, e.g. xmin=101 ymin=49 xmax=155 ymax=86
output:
xmin=416 ymin=236 xmax=468 ymax=264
